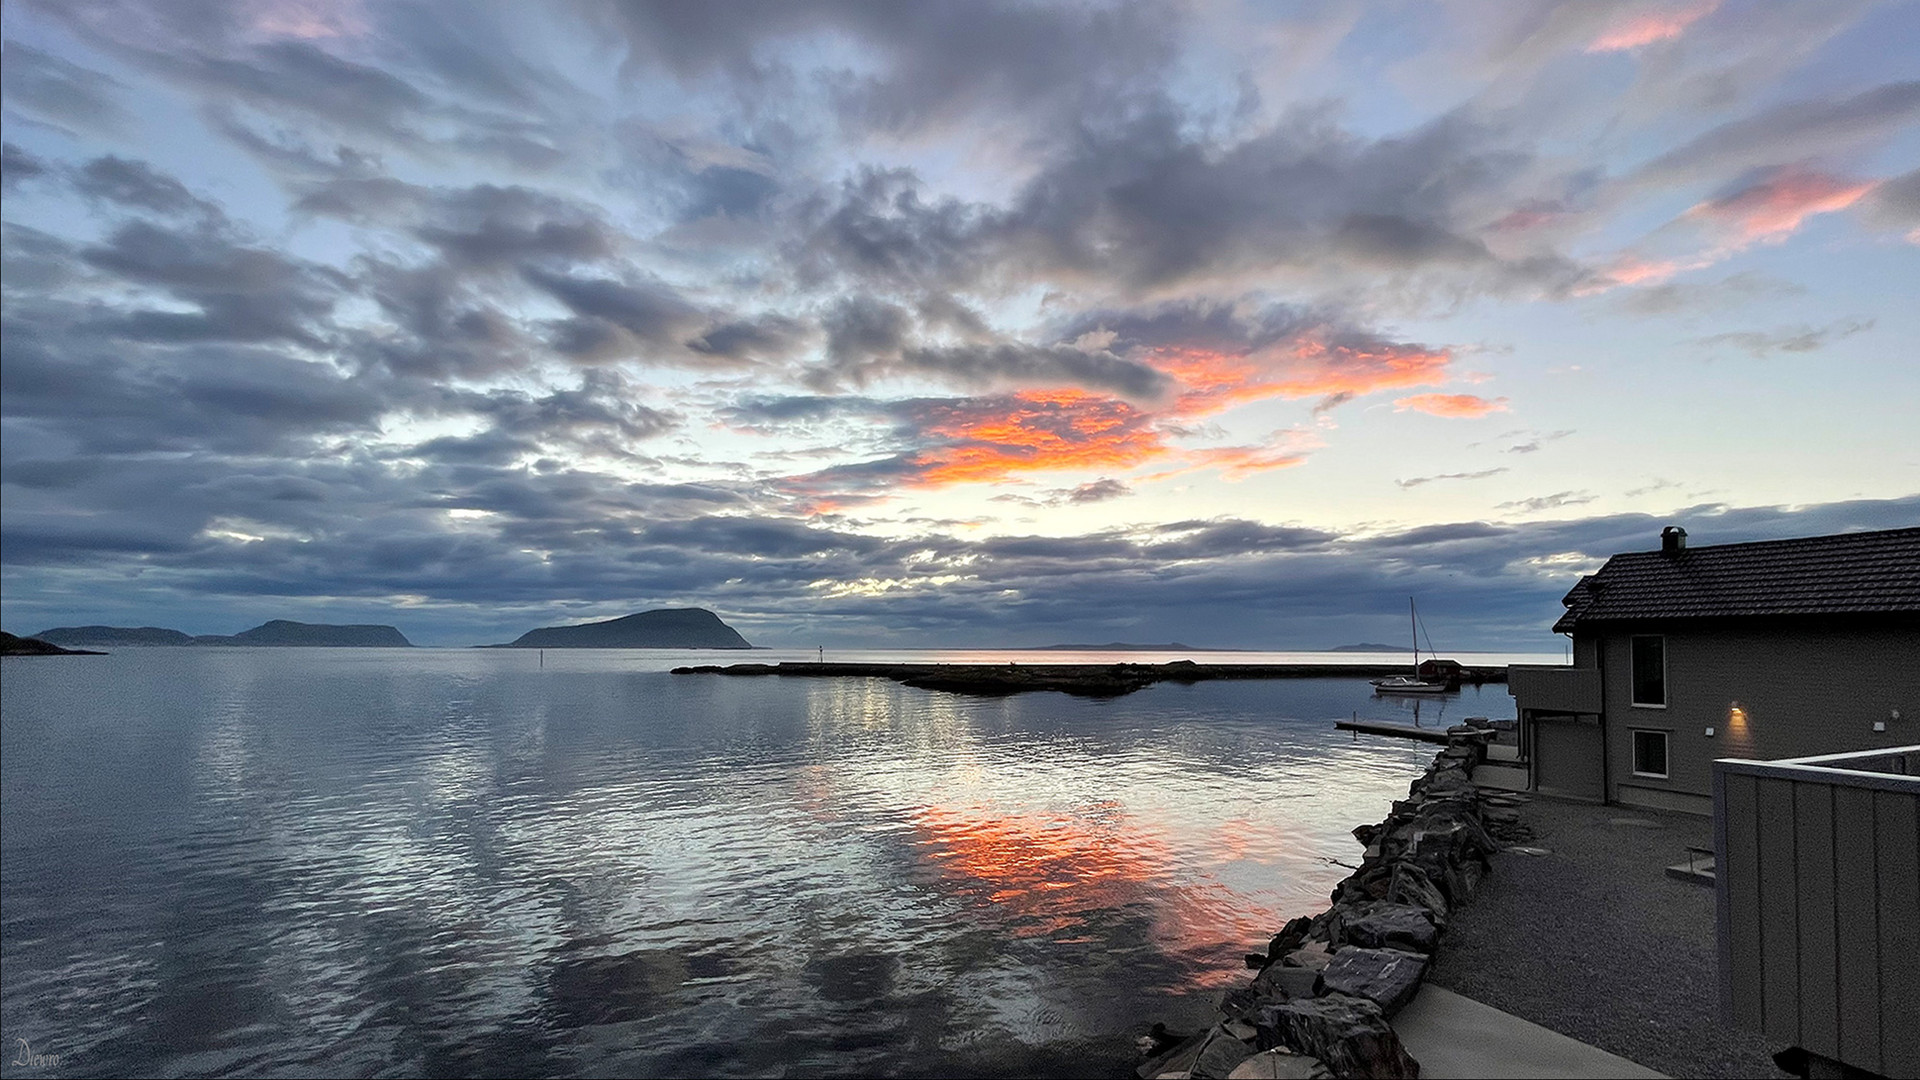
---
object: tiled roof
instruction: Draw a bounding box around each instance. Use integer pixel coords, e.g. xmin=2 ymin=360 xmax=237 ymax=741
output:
xmin=1552 ymin=527 xmax=1920 ymax=632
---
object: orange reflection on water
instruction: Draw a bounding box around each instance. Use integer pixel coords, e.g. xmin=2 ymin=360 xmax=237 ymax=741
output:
xmin=908 ymin=804 xmax=1296 ymax=985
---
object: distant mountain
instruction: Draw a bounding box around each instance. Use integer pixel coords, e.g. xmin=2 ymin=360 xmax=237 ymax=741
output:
xmin=1035 ymin=642 xmax=1199 ymax=651
xmin=494 ymin=608 xmax=753 ymax=649
xmin=42 ymin=621 xmax=411 ymax=646
xmin=1326 ymin=642 xmax=1407 ymax=652
xmin=3 ymin=631 xmax=103 ymax=656
xmin=36 ymin=625 xmax=196 ymax=647
xmin=199 ymin=620 xmax=412 ymax=647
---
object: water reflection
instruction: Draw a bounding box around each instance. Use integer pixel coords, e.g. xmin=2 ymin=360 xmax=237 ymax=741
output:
xmin=0 ymin=651 xmax=1494 ymax=1077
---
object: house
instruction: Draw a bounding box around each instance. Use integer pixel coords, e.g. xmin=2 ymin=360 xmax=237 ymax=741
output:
xmin=1507 ymin=525 xmax=1920 ymax=813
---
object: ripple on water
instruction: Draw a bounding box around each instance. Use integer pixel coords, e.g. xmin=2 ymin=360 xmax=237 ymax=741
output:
xmin=0 ymin=651 xmax=1484 ymax=1077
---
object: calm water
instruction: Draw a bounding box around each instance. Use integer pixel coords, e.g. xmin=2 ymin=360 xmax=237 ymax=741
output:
xmin=0 ymin=649 xmax=1525 ymax=1078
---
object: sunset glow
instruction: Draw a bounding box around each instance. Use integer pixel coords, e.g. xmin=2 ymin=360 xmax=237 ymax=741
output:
xmin=0 ymin=0 xmax=1912 ymax=648
xmin=1586 ymin=1 xmax=1720 ymax=53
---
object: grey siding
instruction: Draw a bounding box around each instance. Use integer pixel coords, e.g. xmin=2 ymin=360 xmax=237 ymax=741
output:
xmin=1509 ymin=664 xmax=1602 ymax=714
xmin=1602 ymin=625 xmax=1918 ymax=803
xmin=1534 ymin=716 xmax=1605 ymax=801
xmin=1716 ymin=756 xmax=1920 ymax=1077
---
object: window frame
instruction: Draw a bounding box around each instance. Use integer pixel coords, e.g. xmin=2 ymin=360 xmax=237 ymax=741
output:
xmin=1630 ymin=728 xmax=1670 ymax=779
xmin=1629 ymin=634 xmax=1667 ymax=709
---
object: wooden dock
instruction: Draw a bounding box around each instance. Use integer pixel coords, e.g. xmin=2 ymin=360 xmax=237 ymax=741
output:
xmin=1334 ymin=718 xmax=1502 ymax=745
xmin=1334 ymin=718 xmax=1460 ymax=744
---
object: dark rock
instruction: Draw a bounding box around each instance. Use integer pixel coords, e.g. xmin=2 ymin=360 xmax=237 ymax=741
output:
xmin=1139 ymin=1028 xmax=1209 ymax=1079
xmin=1283 ymin=944 xmax=1332 ymax=971
xmin=1268 ymin=916 xmax=1314 ymax=960
xmin=1386 ymin=863 xmax=1449 ymax=928
xmin=1227 ymin=1049 xmax=1333 ymax=1079
xmin=1321 ymin=947 xmax=1429 ymax=1016
xmin=1336 ymin=902 xmax=1438 ymax=954
xmin=1251 ymin=963 xmax=1323 ymax=1002
xmin=1193 ymin=1028 xmax=1259 ymax=1079
xmin=1254 ymin=993 xmax=1419 ymax=1080
xmin=1246 ymin=953 xmax=1272 ymax=970
xmin=1352 ymin=823 xmax=1380 ymax=846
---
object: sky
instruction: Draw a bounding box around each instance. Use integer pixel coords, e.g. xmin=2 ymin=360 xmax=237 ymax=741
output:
xmin=2 ymin=0 xmax=1917 ymax=649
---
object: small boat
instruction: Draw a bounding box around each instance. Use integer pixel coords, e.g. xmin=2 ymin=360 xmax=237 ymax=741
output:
xmin=1371 ymin=674 xmax=1449 ymax=694
xmin=1371 ymin=598 xmax=1450 ymax=694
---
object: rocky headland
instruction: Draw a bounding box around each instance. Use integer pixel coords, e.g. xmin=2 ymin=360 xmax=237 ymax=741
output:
xmin=492 ymin=608 xmax=753 ymax=649
xmin=1 ymin=631 xmax=105 ymax=656
xmin=1135 ymin=722 xmax=1533 ymax=1079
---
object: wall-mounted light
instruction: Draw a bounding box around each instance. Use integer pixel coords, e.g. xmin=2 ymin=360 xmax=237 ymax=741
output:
xmin=1728 ymin=704 xmax=1749 ymax=735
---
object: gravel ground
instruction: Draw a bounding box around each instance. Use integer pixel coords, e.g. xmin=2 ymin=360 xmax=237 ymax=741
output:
xmin=1425 ymin=797 xmax=1787 ymax=1079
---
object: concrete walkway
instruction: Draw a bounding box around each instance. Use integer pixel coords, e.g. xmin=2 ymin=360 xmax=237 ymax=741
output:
xmin=1393 ymin=985 xmax=1665 ymax=1079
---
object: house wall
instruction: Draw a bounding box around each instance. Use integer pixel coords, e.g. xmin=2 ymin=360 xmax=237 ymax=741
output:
xmin=1598 ymin=623 xmax=1920 ymax=811
xmin=1533 ymin=715 xmax=1605 ymax=801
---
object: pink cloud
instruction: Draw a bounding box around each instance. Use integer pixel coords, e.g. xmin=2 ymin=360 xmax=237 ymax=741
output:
xmin=249 ymin=0 xmax=368 ymax=40
xmin=1685 ymin=167 xmax=1878 ymax=244
xmin=1393 ymin=394 xmax=1511 ymax=419
xmin=1586 ymin=1 xmax=1719 ymax=53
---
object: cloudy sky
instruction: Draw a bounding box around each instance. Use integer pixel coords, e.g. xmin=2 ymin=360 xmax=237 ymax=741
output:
xmin=2 ymin=0 xmax=1916 ymax=649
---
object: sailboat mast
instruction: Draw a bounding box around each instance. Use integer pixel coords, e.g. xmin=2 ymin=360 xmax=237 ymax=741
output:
xmin=1410 ymin=597 xmax=1419 ymax=673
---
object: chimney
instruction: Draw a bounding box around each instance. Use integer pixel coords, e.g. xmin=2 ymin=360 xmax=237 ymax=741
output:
xmin=1661 ymin=525 xmax=1688 ymax=556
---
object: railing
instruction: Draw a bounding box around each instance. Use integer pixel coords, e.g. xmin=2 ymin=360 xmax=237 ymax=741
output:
xmin=1506 ymin=664 xmax=1602 ymax=714
xmin=1714 ymin=746 xmax=1920 ymax=1078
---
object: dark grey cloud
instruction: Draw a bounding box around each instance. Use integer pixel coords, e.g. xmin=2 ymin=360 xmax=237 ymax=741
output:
xmin=687 ymin=314 xmax=810 ymax=362
xmin=1634 ymin=81 xmax=1920 ymax=186
xmin=2 ymin=142 xmax=52 ymax=189
xmin=822 ymin=295 xmax=912 ymax=364
xmin=1857 ymin=167 xmax=1920 ymax=236
xmin=0 ymin=323 xmax=385 ymax=455
xmin=527 ymin=267 xmax=704 ymax=348
xmin=1046 ymin=478 xmax=1131 ymax=506
xmin=1689 ymin=317 xmax=1874 ymax=358
xmin=1610 ymin=271 xmax=1806 ymax=317
xmin=786 ymin=106 xmax=1587 ymax=303
xmin=72 ymin=155 xmax=219 ymax=219
xmin=590 ymin=0 xmax=1182 ymax=138
xmin=1 ymin=40 xmax=130 ymax=133
xmin=1396 ymin=468 xmax=1510 ymax=489
xmin=79 ymin=219 xmax=345 ymax=346
xmin=1495 ymin=491 xmax=1596 ymax=513
xmin=414 ymin=185 xmax=616 ymax=269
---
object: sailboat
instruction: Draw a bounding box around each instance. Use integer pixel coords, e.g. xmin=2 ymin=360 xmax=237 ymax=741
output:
xmin=1371 ymin=598 xmax=1449 ymax=694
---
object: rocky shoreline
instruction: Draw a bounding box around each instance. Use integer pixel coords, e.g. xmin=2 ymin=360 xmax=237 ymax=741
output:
xmin=672 ymin=661 xmax=1508 ymax=698
xmin=1136 ymin=722 xmax=1533 ymax=1079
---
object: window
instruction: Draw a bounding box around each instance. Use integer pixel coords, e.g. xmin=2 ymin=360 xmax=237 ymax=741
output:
xmin=1631 ymin=635 xmax=1666 ymax=707
xmin=1632 ymin=729 xmax=1669 ymax=778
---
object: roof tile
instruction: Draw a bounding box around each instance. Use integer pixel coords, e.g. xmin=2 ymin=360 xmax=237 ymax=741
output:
xmin=1554 ymin=527 xmax=1920 ymax=632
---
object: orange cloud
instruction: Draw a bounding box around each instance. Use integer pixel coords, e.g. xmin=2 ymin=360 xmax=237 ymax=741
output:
xmin=782 ymin=328 xmax=1468 ymax=500
xmin=1393 ymin=393 xmax=1511 ymax=419
xmin=1685 ymin=168 xmax=1877 ymax=244
xmin=1586 ymin=1 xmax=1718 ymax=52
xmin=1151 ymin=337 xmax=1454 ymax=418
xmin=912 ymin=390 xmax=1167 ymax=486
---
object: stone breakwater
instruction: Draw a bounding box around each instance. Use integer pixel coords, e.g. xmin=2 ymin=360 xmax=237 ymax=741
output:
xmin=673 ymin=661 xmax=1508 ymax=699
xmin=1136 ymin=721 xmax=1535 ymax=1080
